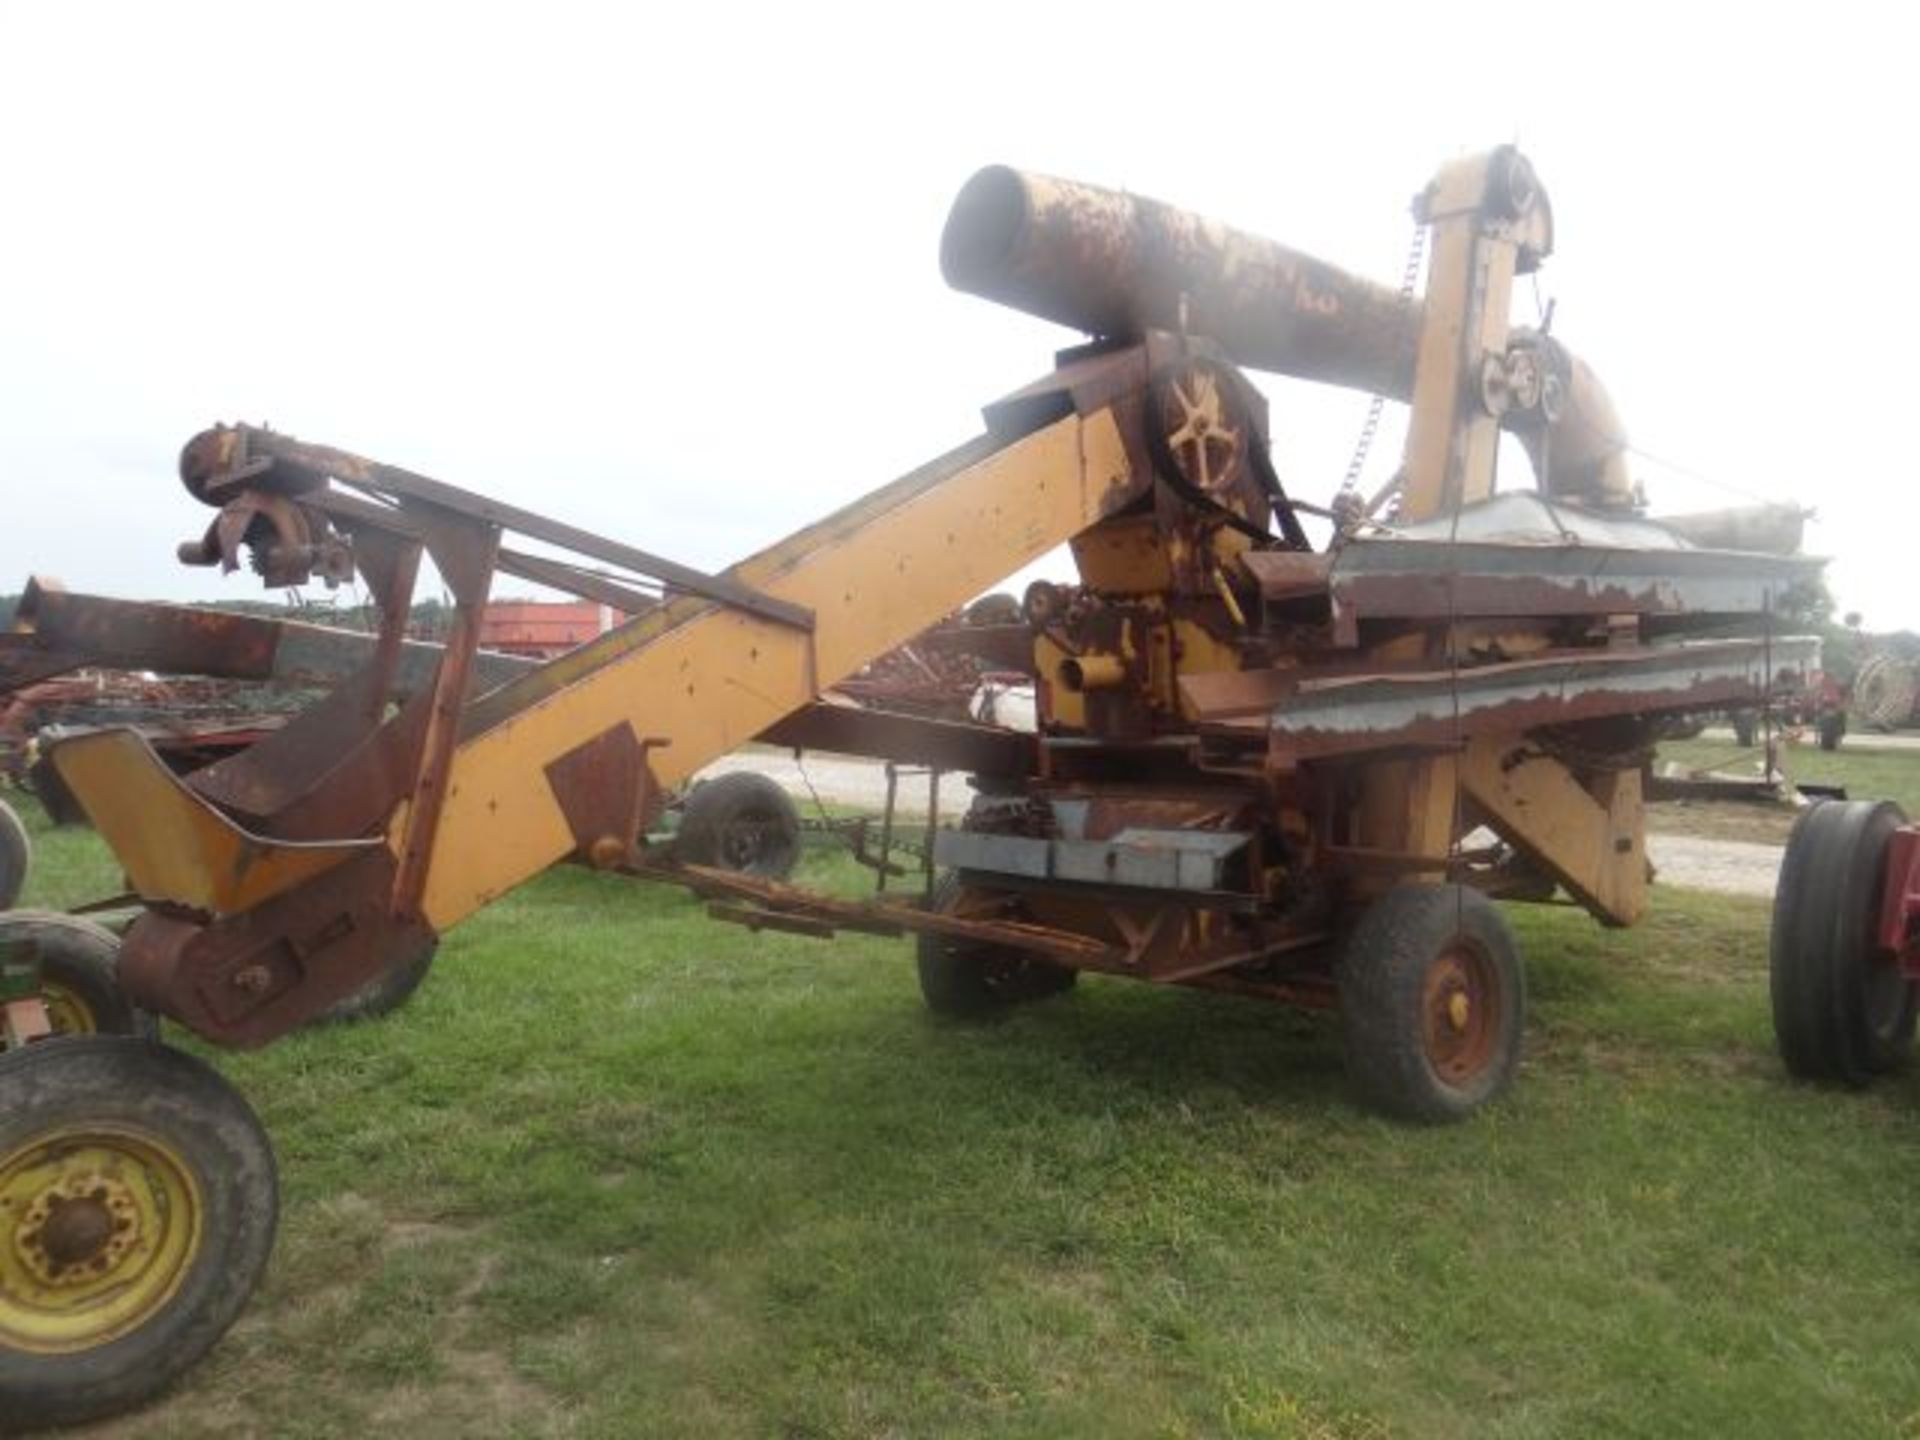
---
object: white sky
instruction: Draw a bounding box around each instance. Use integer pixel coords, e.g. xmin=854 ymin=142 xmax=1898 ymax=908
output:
xmin=2 ymin=2 xmax=1915 ymax=630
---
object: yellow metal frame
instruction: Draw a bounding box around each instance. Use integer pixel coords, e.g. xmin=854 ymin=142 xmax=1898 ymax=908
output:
xmin=416 ymin=408 xmax=1136 ymax=928
xmin=50 ymin=729 xmax=380 ymax=916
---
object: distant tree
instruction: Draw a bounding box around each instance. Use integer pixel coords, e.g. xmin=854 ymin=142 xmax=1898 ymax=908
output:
xmin=1777 ymin=576 xmax=1834 ymax=629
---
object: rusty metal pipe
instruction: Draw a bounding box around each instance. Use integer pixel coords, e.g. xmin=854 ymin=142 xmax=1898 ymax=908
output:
xmin=943 ymin=166 xmax=1417 ymax=397
xmin=941 ymin=166 xmax=1631 ymax=504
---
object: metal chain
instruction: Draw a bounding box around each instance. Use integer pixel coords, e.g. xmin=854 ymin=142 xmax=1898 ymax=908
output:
xmin=1336 ymin=218 xmax=1427 ymax=496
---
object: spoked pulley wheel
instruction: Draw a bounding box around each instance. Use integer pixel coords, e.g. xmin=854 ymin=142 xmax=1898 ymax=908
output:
xmin=1148 ymin=357 xmax=1251 ymax=500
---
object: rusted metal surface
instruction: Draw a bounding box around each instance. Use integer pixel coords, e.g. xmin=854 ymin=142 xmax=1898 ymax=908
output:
xmin=543 ymin=723 xmax=664 ymax=866
xmin=185 ymin=666 xmax=413 ymax=822
xmin=662 ymin=861 xmax=1121 ymax=964
xmin=43 ymin=144 xmax=1845 ymax=1082
xmin=116 ymin=848 xmax=435 ymax=1047
xmin=47 ymin=729 xmax=379 ymax=913
xmin=2 ymin=670 xmax=286 ymax=788
xmin=942 ymin=164 xmax=1423 ymax=397
xmin=1881 ymin=824 xmax=1920 ymax=978
xmin=1265 ymin=529 xmax=1826 ymax=648
xmin=6 ymin=576 xmax=532 ymax=695
xmin=1262 ymin=638 xmax=1820 ymax=761
xmin=180 ymin=423 xmax=813 ymax=631
xmin=757 ymin=700 xmax=1033 ymax=777
xmin=941 ymin=163 xmax=1626 ymax=502
xmin=391 ymin=519 xmax=498 ymax=920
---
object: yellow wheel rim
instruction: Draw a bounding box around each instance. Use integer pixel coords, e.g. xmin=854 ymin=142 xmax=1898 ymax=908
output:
xmin=0 ymin=1123 xmax=203 ymax=1353
xmin=38 ymin=981 xmax=97 ymax=1038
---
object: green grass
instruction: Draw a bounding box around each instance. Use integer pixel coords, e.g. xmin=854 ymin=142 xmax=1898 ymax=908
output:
xmin=9 ymin=793 xmax=1920 ymax=1439
xmin=1652 ymin=737 xmax=1920 ymax=843
xmin=1658 ymin=736 xmax=1920 ymax=816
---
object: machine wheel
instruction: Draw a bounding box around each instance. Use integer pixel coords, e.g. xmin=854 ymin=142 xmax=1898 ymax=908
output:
xmin=310 ymin=935 xmax=438 ymax=1026
xmin=0 ymin=912 xmax=156 ymax=1049
xmin=916 ymin=874 xmax=1077 ymax=1018
xmin=0 ymin=1037 xmax=278 ymax=1429
xmin=1338 ymin=884 xmax=1525 ymax=1123
xmin=963 ymin=592 xmax=1022 ymax=626
xmin=1770 ymin=800 xmax=1916 ymax=1084
xmin=0 ymin=799 xmax=27 ymax=911
xmin=676 ymin=771 xmax=801 ymax=880
xmin=1818 ymin=711 xmax=1847 ymax=752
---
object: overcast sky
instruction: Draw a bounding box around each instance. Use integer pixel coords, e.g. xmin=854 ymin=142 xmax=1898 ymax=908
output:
xmin=3 ymin=3 xmax=1914 ymax=631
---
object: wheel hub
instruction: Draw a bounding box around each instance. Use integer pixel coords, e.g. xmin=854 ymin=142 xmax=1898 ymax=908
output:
xmin=14 ymin=1171 xmax=140 ymax=1288
xmin=1422 ymin=943 xmax=1500 ymax=1085
xmin=0 ymin=1126 xmax=203 ymax=1354
xmin=38 ymin=981 xmax=97 ymax=1037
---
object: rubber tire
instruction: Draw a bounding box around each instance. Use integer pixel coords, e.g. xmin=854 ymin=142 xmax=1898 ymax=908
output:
xmin=0 ymin=798 xmax=27 ymax=911
xmin=916 ymin=873 xmax=1077 ymax=1018
xmin=0 ymin=1037 xmax=279 ymax=1430
xmin=1338 ymin=884 xmax=1526 ymax=1124
xmin=0 ymin=910 xmax=157 ymax=1046
xmin=676 ymin=771 xmax=801 ymax=880
xmin=964 ymin=593 xmax=1022 ymax=627
xmin=310 ymin=935 xmax=438 ymax=1026
xmin=1770 ymin=800 xmax=1917 ymax=1084
xmin=1818 ymin=711 xmax=1847 ymax=752
xmin=1731 ymin=711 xmax=1758 ymax=748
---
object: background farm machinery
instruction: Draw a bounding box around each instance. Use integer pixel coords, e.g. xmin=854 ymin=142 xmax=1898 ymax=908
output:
xmin=2 ymin=145 xmax=1914 ymax=1431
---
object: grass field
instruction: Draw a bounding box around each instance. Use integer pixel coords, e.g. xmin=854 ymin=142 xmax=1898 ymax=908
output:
xmin=9 ymin=794 xmax=1920 ymax=1439
xmin=1651 ymin=735 xmax=1920 ymax=844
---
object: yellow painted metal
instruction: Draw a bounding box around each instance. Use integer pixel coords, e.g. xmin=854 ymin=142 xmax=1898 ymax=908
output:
xmin=1034 ymin=633 xmax=1086 ymax=731
xmin=1059 ymin=653 xmax=1125 ymax=691
xmin=38 ymin=982 xmax=94 ymax=1037
xmin=416 ymin=409 xmax=1137 ymax=927
xmin=1446 ymin=991 xmax=1471 ymax=1032
xmin=1459 ymin=735 xmax=1647 ymax=925
xmin=1399 ymin=152 xmax=1546 ymax=523
xmin=1169 ymin=619 xmax=1242 ymax=711
xmin=1069 ymin=517 xmax=1172 ymax=593
xmin=1360 ymin=151 xmax=1547 ymax=868
xmin=48 ymin=730 xmax=379 ymax=917
xmin=0 ymin=1123 xmax=203 ymax=1355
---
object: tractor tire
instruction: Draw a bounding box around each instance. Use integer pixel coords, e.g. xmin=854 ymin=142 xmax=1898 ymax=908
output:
xmin=0 ymin=798 xmax=28 ymax=911
xmin=964 ymin=592 xmax=1023 ymax=627
xmin=0 ymin=910 xmax=156 ymax=1050
xmin=676 ymin=771 xmax=801 ymax=880
xmin=0 ymin=1037 xmax=278 ymax=1429
xmin=310 ymin=934 xmax=438 ymax=1026
xmin=1338 ymin=884 xmax=1525 ymax=1123
xmin=1818 ymin=711 xmax=1847 ymax=752
xmin=1771 ymin=800 xmax=1916 ymax=1084
xmin=916 ymin=873 xmax=1077 ymax=1018
xmin=26 ymin=758 xmax=87 ymax=827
